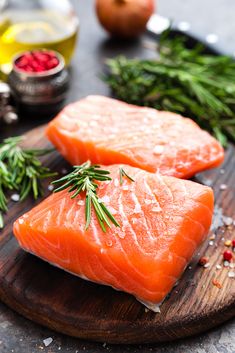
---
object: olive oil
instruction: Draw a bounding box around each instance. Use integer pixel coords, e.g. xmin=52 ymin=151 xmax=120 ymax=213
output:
xmin=0 ymin=10 xmax=78 ymax=74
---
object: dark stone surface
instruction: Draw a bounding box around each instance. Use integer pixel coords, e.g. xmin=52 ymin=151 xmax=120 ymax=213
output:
xmin=0 ymin=0 xmax=234 ymax=352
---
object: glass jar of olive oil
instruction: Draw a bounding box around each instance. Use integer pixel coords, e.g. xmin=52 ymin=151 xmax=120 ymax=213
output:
xmin=0 ymin=0 xmax=79 ymax=75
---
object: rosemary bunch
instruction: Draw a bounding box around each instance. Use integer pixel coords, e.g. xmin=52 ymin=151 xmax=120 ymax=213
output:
xmin=105 ymin=32 xmax=235 ymax=145
xmin=0 ymin=136 xmax=56 ymax=228
xmin=52 ymin=161 xmax=120 ymax=232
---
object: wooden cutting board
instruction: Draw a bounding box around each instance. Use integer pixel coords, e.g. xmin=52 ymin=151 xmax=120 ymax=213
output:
xmin=0 ymin=125 xmax=234 ymax=344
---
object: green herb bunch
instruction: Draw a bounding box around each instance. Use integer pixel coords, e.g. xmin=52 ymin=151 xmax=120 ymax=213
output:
xmin=105 ymin=31 xmax=235 ymax=145
xmin=0 ymin=136 xmax=56 ymax=228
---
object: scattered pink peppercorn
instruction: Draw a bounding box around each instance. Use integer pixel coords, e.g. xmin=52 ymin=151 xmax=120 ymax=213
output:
xmin=198 ymin=256 xmax=208 ymax=266
xmin=223 ymin=250 xmax=233 ymax=262
xmin=15 ymin=50 xmax=59 ymax=73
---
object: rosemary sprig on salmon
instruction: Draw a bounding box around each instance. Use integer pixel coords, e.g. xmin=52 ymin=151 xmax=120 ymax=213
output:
xmin=0 ymin=136 xmax=56 ymax=229
xmin=119 ymin=167 xmax=135 ymax=185
xmin=52 ymin=161 xmax=120 ymax=232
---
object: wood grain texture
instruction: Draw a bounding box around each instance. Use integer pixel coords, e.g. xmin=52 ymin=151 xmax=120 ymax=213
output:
xmin=0 ymin=125 xmax=234 ymax=344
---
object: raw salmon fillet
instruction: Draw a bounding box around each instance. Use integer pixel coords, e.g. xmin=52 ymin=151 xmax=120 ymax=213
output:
xmin=46 ymin=95 xmax=224 ymax=179
xmin=13 ymin=165 xmax=214 ymax=307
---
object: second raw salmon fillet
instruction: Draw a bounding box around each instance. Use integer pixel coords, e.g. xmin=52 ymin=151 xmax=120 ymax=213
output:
xmin=46 ymin=95 xmax=224 ymax=179
xmin=13 ymin=165 xmax=214 ymax=307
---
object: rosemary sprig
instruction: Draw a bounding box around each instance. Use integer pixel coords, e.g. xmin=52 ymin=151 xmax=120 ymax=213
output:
xmin=52 ymin=161 xmax=120 ymax=232
xmin=105 ymin=31 xmax=235 ymax=146
xmin=119 ymin=167 xmax=135 ymax=185
xmin=0 ymin=136 xmax=56 ymax=228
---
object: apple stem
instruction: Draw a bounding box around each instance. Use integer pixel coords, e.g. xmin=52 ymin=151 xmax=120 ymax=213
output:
xmin=115 ymin=0 xmax=127 ymax=5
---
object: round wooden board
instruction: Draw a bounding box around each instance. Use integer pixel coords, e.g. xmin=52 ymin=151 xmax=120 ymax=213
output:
xmin=0 ymin=125 xmax=234 ymax=344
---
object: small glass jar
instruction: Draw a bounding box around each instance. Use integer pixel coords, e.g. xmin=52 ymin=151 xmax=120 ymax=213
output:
xmin=8 ymin=49 xmax=69 ymax=116
xmin=0 ymin=0 xmax=79 ymax=74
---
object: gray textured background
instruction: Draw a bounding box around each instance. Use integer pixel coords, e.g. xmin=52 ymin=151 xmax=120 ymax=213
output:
xmin=0 ymin=0 xmax=235 ymax=352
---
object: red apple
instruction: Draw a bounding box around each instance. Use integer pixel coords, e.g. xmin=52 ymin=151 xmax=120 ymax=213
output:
xmin=96 ymin=0 xmax=155 ymax=38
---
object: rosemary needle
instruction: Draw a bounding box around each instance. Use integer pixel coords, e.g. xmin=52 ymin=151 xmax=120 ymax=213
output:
xmin=119 ymin=167 xmax=135 ymax=185
xmin=0 ymin=136 xmax=56 ymax=229
xmin=52 ymin=161 xmax=120 ymax=232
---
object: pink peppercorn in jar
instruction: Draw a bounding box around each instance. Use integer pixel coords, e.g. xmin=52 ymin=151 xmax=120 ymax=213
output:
xmin=8 ymin=49 xmax=69 ymax=117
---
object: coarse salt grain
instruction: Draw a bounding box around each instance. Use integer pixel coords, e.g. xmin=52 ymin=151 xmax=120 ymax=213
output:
xmin=77 ymin=200 xmax=85 ymax=206
xmin=228 ymin=271 xmax=235 ymax=278
xmin=220 ymin=184 xmax=227 ymax=190
xmin=223 ymin=216 xmax=233 ymax=226
xmin=122 ymin=185 xmax=129 ymax=190
xmin=209 ymin=240 xmax=214 ymax=246
xmin=43 ymin=337 xmax=53 ymax=347
xmin=48 ymin=184 xmax=54 ymax=191
xmin=204 ymin=263 xmax=210 ymax=268
xmin=11 ymin=193 xmax=20 ymax=202
xmin=153 ymin=145 xmax=164 ymax=155
xmin=216 ymin=264 xmax=222 ymax=270
xmin=18 ymin=218 xmax=24 ymax=225
xmin=224 ymin=260 xmax=230 ymax=267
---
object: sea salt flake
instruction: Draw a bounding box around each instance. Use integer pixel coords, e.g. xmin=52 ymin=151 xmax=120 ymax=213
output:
xmin=224 ymin=261 xmax=230 ymax=267
xmin=43 ymin=337 xmax=53 ymax=347
xmin=48 ymin=184 xmax=54 ymax=191
xmin=216 ymin=264 xmax=222 ymax=270
xmin=228 ymin=271 xmax=235 ymax=278
xmin=209 ymin=240 xmax=214 ymax=246
xmin=11 ymin=193 xmax=20 ymax=202
xmin=18 ymin=218 xmax=24 ymax=225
